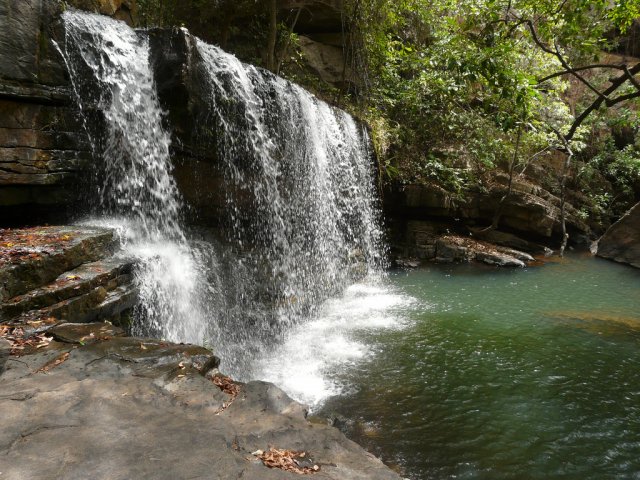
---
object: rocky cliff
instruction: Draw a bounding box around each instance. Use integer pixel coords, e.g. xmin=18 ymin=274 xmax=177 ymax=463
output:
xmin=0 ymin=0 xmax=86 ymax=224
xmin=0 ymin=0 xmax=136 ymax=225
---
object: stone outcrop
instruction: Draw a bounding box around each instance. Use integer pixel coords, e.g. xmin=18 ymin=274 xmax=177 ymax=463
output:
xmin=596 ymin=201 xmax=640 ymax=268
xmin=384 ymin=180 xmax=591 ymax=244
xmin=391 ymin=220 xmax=534 ymax=268
xmin=65 ymin=0 xmax=137 ymax=25
xmin=297 ymin=35 xmax=353 ymax=88
xmin=0 ymin=0 xmax=139 ymax=225
xmin=145 ymin=28 xmax=228 ymax=224
xmin=0 ymin=320 xmax=402 ymax=480
xmin=0 ymin=226 xmax=135 ymax=325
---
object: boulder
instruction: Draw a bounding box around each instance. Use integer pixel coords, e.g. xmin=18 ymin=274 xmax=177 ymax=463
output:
xmin=298 ymin=35 xmax=352 ymax=88
xmin=597 ymin=202 xmax=640 ymax=268
xmin=434 ymin=234 xmax=530 ymax=267
xmin=64 ymin=0 xmax=137 ymax=25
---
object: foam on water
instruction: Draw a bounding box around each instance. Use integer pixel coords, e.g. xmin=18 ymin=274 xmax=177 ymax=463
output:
xmin=256 ymin=279 xmax=418 ymax=408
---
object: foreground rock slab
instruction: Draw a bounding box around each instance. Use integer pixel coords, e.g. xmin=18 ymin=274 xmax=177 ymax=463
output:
xmin=0 ymin=323 xmax=401 ymax=480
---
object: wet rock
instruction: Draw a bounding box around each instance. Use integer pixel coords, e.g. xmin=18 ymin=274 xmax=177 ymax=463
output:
xmin=0 ymin=0 xmax=67 ymax=86
xmin=0 ymin=0 xmax=92 ymax=222
xmin=476 ymin=251 xmax=525 ymax=268
xmin=1 ymin=255 xmax=133 ymax=320
xmin=493 ymin=245 xmax=534 ymax=263
xmin=0 ymin=226 xmax=117 ymax=302
xmin=48 ymin=322 xmax=125 ymax=344
xmin=597 ymin=201 xmax=640 ymax=269
xmin=435 ymin=235 xmax=530 ymax=267
xmin=469 ymin=228 xmax=546 ymax=254
xmin=384 ymin=182 xmax=591 ymax=242
xmin=395 ymin=258 xmax=421 ymax=269
xmin=436 ymin=236 xmax=475 ymax=263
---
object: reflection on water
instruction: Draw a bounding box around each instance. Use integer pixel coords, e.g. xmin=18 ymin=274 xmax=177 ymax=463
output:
xmin=307 ymin=255 xmax=640 ymax=480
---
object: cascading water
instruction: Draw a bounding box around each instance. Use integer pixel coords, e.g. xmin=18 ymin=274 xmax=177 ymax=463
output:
xmin=193 ymin=41 xmax=389 ymax=380
xmin=61 ymin=10 xmax=408 ymax=407
xmin=61 ymin=11 xmax=216 ymax=345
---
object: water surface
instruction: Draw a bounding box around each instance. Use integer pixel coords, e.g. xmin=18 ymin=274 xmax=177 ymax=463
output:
xmin=301 ymin=255 xmax=640 ymax=479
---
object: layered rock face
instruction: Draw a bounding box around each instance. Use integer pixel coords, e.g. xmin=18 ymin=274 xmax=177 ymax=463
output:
xmin=597 ymin=201 xmax=640 ymax=268
xmin=0 ymin=226 xmax=136 ymax=325
xmin=385 ymin=181 xmax=590 ymax=244
xmin=0 ymin=0 xmax=137 ymax=225
xmin=0 ymin=0 xmax=89 ymax=224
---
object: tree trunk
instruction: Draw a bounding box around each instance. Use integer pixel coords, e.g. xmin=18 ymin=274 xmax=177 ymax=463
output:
xmin=556 ymin=135 xmax=574 ymax=256
xmin=276 ymin=8 xmax=301 ymax=75
xmin=490 ymin=125 xmax=522 ymax=230
xmin=266 ymin=0 xmax=278 ymax=72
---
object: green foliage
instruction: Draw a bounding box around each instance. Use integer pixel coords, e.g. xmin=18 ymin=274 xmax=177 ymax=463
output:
xmin=343 ymin=0 xmax=640 ymax=220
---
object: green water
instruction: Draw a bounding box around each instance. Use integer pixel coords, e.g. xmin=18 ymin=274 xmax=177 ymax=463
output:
xmin=319 ymin=254 xmax=640 ymax=479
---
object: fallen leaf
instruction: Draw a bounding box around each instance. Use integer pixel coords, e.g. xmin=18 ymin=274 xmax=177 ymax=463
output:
xmin=212 ymin=375 xmax=241 ymax=414
xmin=253 ymin=447 xmax=320 ymax=475
xmin=35 ymin=351 xmax=70 ymax=373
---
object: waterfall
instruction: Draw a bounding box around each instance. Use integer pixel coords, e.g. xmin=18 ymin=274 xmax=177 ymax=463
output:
xmin=194 ymin=41 xmax=385 ymax=376
xmin=61 ymin=11 xmax=389 ymax=395
xmin=61 ymin=11 xmax=215 ymax=345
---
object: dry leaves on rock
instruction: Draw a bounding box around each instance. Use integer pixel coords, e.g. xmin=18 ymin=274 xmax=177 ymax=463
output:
xmin=252 ymin=447 xmax=320 ymax=474
xmin=212 ymin=375 xmax=240 ymax=414
xmin=213 ymin=374 xmax=240 ymax=396
xmin=35 ymin=351 xmax=71 ymax=373
xmin=0 ymin=227 xmax=76 ymax=265
xmin=0 ymin=325 xmax=53 ymax=355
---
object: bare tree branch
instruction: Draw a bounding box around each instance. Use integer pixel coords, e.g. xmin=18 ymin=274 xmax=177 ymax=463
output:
xmin=538 ymin=63 xmax=628 ymax=83
xmin=566 ymin=62 xmax=640 ymax=140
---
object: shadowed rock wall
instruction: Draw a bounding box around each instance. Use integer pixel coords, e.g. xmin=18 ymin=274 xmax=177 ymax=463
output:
xmin=0 ymin=0 xmax=89 ymax=224
xmin=0 ymin=0 xmax=139 ymax=226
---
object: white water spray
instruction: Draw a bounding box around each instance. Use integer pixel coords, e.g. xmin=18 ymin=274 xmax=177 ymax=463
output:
xmin=62 ymin=11 xmax=214 ymax=344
